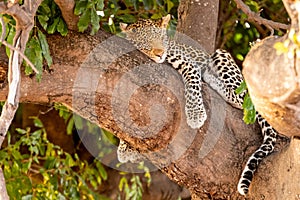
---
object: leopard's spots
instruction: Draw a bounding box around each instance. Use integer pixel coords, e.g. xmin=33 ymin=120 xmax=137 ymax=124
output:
xmin=119 ymin=16 xmax=278 ymax=196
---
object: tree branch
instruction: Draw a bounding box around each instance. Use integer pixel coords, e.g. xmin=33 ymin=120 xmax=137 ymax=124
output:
xmin=0 ymin=17 xmax=38 ymax=74
xmin=234 ymin=0 xmax=290 ymax=34
xmin=54 ymin=0 xmax=79 ymax=31
xmin=243 ymin=1 xmax=300 ymax=137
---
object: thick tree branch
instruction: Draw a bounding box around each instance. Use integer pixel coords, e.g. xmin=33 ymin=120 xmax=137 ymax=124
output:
xmin=234 ymin=0 xmax=290 ymax=34
xmin=243 ymin=0 xmax=300 ymax=137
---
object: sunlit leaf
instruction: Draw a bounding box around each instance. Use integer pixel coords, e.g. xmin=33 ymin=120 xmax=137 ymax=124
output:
xmin=15 ymin=128 xmax=27 ymax=135
xmin=90 ymin=8 xmax=100 ymax=35
xmin=47 ymin=17 xmax=60 ymax=34
xmin=37 ymin=30 xmax=53 ymax=67
xmin=167 ymin=0 xmax=174 ymax=13
xmin=74 ymin=0 xmax=88 ymax=15
xmin=235 ymin=80 xmax=247 ymax=95
xmin=57 ymin=18 xmax=68 ymax=36
xmin=33 ymin=117 xmax=44 ymax=128
xmin=37 ymin=15 xmax=49 ymax=30
xmin=5 ymin=26 xmax=15 ymax=57
xmin=96 ymin=162 xmax=107 ymax=180
xmin=96 ymin=0 xmax=104 ymax=10
xmin=78 ymin=9 xmax=91 ymax=32
xmin=117 ymin=14 xmax=136 ymax=23
xmin=143 ymin=0 xmax=153 ymax=10
xmin=242 ymin=93 xmax=256 ymax=124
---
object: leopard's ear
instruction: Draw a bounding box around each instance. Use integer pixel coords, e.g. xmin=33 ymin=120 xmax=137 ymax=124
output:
xmin=120 ymin=23 xmax=128 ymax=32
xmin=161 ymin=14 xmax=171 ymax=29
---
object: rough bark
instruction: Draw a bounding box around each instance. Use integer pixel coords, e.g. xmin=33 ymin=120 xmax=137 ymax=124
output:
xmin=177 ymin=0 xmax=219 ymax=53
xmin=54 ymin=0 xmax=79 ymax=31
xmin=243 ymin=0 xmax=300 ymax=137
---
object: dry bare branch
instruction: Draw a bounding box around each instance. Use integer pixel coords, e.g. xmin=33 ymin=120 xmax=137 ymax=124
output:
xmin=234 ymin=0 xmax=290 ymax=33
xmin=0 ymin=17 xmax=38 ymax=74
xmin=0 ymin=169 xmax=8 ymax=199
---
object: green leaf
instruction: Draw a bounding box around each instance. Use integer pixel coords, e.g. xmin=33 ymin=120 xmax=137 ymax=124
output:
xmin=167 ymin=0 xmax=174 ymax=13
xmin=44 ymin=157 xmax=58 ymax=169
xmin=65 ymin=153 xmax=75 ymax=167
xmin=74 ymin=1 xmax=88 ymax=15
xmin=57 ymin=18 xmax=68 ymax=36
xmin=22 ymin=160 xmax=32 ymax=173
xmin=15 ymin=128 xmax=27 ymax=135
xmin=21 ymin=194 xmax=33 ymax=200
xmin=242 ymin=93 xmax=256 ymax=124
xmin=119 ymin=176 xmax=128 ymax=191
xmin=25 ymin=36 xmax=44 ymax=81
xmin=143 ymin=0 xmax=153 ymax=10
xmin=117 ymin=14 xmax=136 ymax=23
xmin=12 ymin=149 xmax=22 ymax=160
xmin=37 ymin=15 xmax=49 ymax=30
xmin=47 ymin=17 xmax=60 ymax=34
xmin=67 ymin=117 xmax=74 ymax=135
xmin=78 ymin=9 xmax=91 ymax=32
xmin=5 ymin=26 xmax=15 ymax=57
xmin=38 ymin=2 xmax=51 ymax=15
xmin=38 ymin=30 xmax=53 ymax=67
xmin=73 ymin=115 xmax=83 ymax=130
xmin=12 ymin=161 xmax=20 ymax=174
xmin=96 ymin=0 xmax=104 ymax=10
xmin=29 ymin=145 xmax=39 ymax=155
xmin=131 ymin=0 xmax=139 ymax=10
xmin=235 ymin=80 xmax=247 ymax=95
xmin=90 ymin=8 xmax=100 ymax=35
xmin=96 ymin=162 xmax=107 ymax=180
xmin=33 ymin=117 xmax=44 ymax=128
xmin=151 ymin=13 xmax=162 ymax=20
xmin=242 ymin=93 xmax=253 ymax=110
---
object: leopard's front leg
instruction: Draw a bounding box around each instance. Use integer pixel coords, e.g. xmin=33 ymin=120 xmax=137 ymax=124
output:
xmin=179 ymin=62 xmax=207 ymax=129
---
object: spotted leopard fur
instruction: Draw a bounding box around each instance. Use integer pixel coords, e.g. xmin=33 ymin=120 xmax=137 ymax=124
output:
xmin=119 ymin=15 xmax=278 ymax=195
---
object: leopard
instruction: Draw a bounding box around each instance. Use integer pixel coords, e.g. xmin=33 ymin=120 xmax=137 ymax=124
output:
xmin=118 ymin=14 xmax=278 ymax=196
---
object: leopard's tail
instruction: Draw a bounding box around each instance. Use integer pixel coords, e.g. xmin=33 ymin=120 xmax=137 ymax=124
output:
xmin=237 ymin=113 xmax=277 ymax=195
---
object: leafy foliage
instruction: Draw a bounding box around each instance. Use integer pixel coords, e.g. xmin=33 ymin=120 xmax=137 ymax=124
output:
xmin=74 ymin=0 xmax=179 ymax=34
xmin=219 ymin=0 xmax=288 ymax=62
xmin=24 ymin=30 xmax=52 ymax=82
xmin=235 ymin=81 xmax=256 ymax=124
xmin=0 ymin=117 xmax=109 ymax=200
xmin=118 ymin=162 xmax=151 ymax=200
xmin=74 ymin=0 xmax=104 ymax=35
xmin=0 ymin=15 xmax=52 ymax=82
xmin=37 ymin=0 xmax=68 ymax=36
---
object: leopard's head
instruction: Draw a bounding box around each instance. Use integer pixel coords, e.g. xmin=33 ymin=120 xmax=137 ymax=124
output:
xmin=120 ymin=15 xmax=171 ymax=63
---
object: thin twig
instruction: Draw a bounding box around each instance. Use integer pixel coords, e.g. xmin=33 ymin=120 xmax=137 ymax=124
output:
xmin=0 ymin=17 xmax=5 ymax=41
xmin=234 ymin=0 xmax=290 ymax=33
xmin=7 ymin=37 xmax=20 ymax=105
xmin=2 ymin=40 xmax=39 ymax=74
